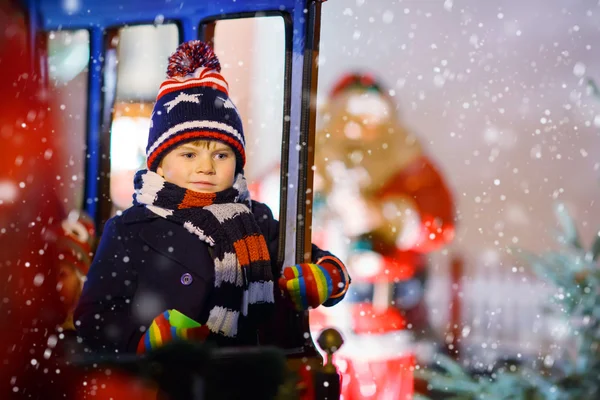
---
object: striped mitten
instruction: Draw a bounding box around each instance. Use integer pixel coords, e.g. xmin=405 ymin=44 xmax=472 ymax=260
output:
xmin=136 ymin=310 xmax=209 ymax=354
xmin=279 ymin=263 xmax=341 ymax=311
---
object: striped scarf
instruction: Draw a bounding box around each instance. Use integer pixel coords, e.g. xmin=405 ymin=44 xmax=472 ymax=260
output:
xmin=133 ymin=169 xmax=274 ymax=339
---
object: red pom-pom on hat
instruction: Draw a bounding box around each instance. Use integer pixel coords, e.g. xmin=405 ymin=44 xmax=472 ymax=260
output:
xmin=167 ymin=40 xmax=221 ymax=78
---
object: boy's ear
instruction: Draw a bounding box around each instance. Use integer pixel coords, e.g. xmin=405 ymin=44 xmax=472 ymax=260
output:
xmin=156 ymin=166 xmax=164 ymax=177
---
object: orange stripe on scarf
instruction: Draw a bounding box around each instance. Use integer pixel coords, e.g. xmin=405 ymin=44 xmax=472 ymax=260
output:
xmin=233 ymin=235 xmax=270 ymax=267
xmin=179 ymin=191 xmax=216 ymax=208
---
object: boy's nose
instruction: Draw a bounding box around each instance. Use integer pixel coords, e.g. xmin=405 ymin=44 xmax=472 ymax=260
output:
xmin=195 ymin=157 xmax=215 ymax=174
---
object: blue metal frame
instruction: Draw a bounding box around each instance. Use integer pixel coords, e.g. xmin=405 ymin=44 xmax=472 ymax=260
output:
xmin=26 ymin=0 xmax=322 ymax=269
xmin=83 ymin=28 xmax=103 ymax=218
xmin=34 ymin=0 xmax=298 ymax=29
xmin=286 ymin=0 xmax=319 ymax=266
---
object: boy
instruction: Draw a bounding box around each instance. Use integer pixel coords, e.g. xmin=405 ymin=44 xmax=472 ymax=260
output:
xmin=74 ymin=40 xmax=350 ymax=354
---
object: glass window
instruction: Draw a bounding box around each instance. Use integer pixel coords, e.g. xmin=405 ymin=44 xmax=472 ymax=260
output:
xmin=209 ymin=16 xmax=286 ymax=218
xmin=47 ymin=29 xmax=89 ymax=212
xmin=109 ymin=24 xmax=179 ymax=214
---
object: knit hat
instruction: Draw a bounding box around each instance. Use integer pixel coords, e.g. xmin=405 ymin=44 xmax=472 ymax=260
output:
xmin=145 ymin=40 xmax=245 ymax=173
xmin=330 ymin=72 xmax=386 ymax=98
xmin=326 ymin=71 xmax=397 ymax=123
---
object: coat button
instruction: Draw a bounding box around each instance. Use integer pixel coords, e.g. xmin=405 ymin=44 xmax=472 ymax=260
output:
xmin=181 ymin=273 xmax=193 ymax=286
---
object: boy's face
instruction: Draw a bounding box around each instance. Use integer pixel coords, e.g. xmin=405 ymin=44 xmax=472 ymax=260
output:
xmin=157 ymin=141 xmax=237 ymax=193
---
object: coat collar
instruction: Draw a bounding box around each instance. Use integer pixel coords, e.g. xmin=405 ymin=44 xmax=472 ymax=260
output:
xmin=121 ymin=205 xmax=160 ymax=224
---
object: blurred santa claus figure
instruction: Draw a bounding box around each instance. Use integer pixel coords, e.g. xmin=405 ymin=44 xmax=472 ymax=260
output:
xmin=311 ymin=72 xmax=456 ymax=400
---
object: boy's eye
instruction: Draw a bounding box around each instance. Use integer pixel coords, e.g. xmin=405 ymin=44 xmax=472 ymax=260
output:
xmin=214 ymin=152 xmax=229 ymax=160
xmin=182 ymin=153 xmax=195 ymax=159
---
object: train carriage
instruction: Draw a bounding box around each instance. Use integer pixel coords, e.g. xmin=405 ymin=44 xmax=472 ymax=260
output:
xmin=3 ymin=0 xmax=339 ymax=398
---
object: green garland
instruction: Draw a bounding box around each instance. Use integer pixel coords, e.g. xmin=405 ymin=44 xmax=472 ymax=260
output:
xmin=417 ymin=203 xmax=600 ymax=400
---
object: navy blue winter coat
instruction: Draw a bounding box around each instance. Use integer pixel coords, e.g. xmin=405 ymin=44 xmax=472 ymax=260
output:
xmin=74 ymin=201 xmax=347 ymax=354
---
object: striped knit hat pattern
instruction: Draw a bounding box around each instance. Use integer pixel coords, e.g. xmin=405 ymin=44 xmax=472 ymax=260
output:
xmin=146 ymin=40 xmax=245 ymax=172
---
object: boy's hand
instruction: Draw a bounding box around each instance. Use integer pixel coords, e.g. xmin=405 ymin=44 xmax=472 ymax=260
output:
xmin=137 ymin=310 xmax=209 ymax=354
xmin=278 ymin=263 xmax=334 ymax=311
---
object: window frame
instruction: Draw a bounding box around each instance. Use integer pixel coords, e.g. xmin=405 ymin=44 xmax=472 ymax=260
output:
xmin=199 ymin=12 xmax=292 ymax=266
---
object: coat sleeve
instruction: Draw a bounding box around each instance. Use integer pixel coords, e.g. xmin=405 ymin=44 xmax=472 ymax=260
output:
xmin=74 ymin=217 xmax=143 ymax=354
xmin=253 ymin=201 xmax=350 ymax=307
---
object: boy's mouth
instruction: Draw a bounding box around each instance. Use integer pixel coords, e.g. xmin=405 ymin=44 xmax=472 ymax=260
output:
xmin=190 ymin=181 xmax=216 ymax=188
